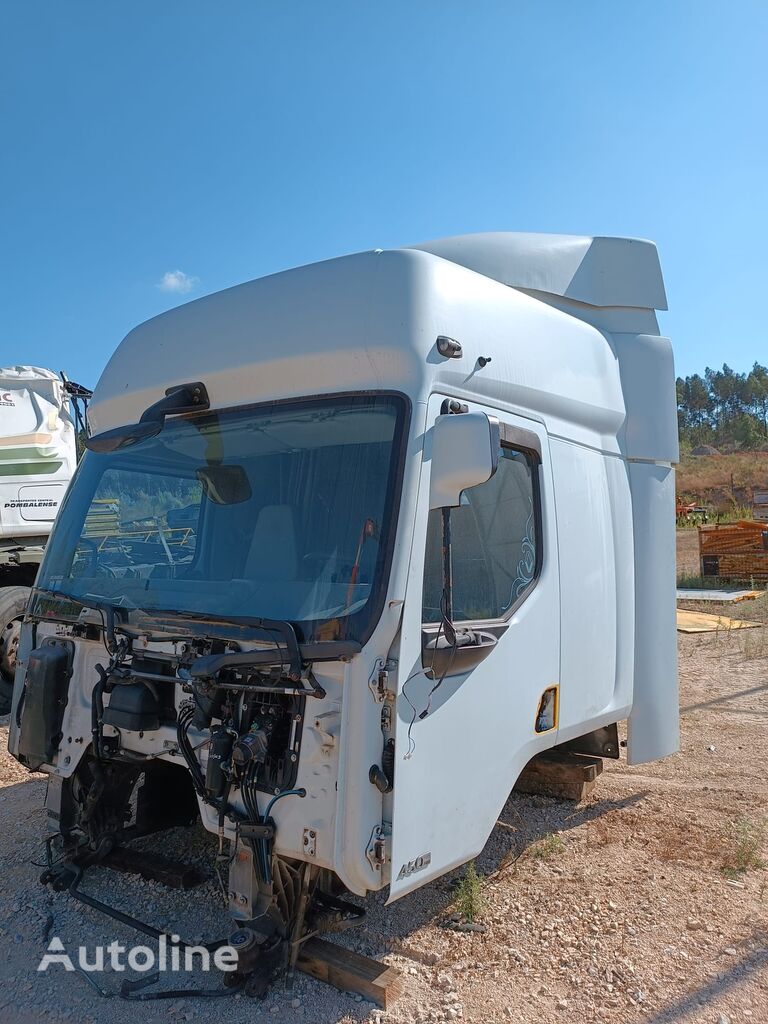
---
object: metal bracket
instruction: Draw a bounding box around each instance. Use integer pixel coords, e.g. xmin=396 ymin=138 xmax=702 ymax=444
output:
xmin=558 ymin=722 xmax=620 ymax=759
xmin=302 ymin=827 xmax=317 ymax=857
xmin=227 ymin=841 xmax=257 ymax=920
xmin=311 ymin=709 xmax=340 ymax=755
xmin=367 ymin=658 xmax=396 ymax=704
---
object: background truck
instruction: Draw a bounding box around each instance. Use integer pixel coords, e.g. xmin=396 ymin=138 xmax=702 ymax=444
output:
xmin=0 ymin=366 xmax=89 ymax=712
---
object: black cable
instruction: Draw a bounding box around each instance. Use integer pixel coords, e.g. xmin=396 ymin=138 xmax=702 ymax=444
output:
xmin=241 ymin=763 xmax=270 ymax=881
xmin=176 ymin=704 xmax=206 ymax=797
xmin=67 ymin=867 xmax=224 ymax=951
xmin=401 ymin=659 xmax=440 ymax=757
xmin=119 ymin=977 xmax=246 ymax=1001
xmin=402 ymin=588 xmax=459 ymax=755
xmin=418 ymin=590 xmax=459 ymax=720
xmin=91 ymin=666 xmax=108 ymax=760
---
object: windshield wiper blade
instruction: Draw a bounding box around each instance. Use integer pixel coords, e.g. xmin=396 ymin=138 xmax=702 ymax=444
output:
xmin=31 ymin=588 xmax=128 ymax=623
xmin=31 ymin=589 xmax=129 ymax=649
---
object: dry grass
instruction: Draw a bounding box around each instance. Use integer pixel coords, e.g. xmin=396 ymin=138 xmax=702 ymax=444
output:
xmin=653 ymin=822 xmax=723 ymax=866
xmin=585 ymin=806 xmax=729 ymax=871
xmin=743 ymin=628 xmax=768 ymax=660
xmin=676 ymin=572 xmax=731 ymax=589
xmin=721 ymin=818 xmax=767 ymax=877
xmin=530 ymin=832 xmax=566 ymax=860
xmin=677 ymin=451 xmax=768 ymax=509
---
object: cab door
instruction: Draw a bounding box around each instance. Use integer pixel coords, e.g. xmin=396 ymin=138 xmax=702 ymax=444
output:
xmin=389 ymin=395 xmax=560 ymax=900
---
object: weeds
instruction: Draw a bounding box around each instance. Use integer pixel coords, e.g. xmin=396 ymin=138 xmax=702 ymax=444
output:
xmin=530 ymin=832 xmax=565 ymax=860
xmin=715 ymin=505 xmax=759 ymax=524
xmin=743 ymin=629 xmax=768 ymax=661
xmin=677 ymin=573 xmax=731 ymax=590
xmin=676 ymin=572 xmax=768 ymax=595
xmin=721 ymin=817 xmax=767 ymax=877
xmin=454 ymin=861 xmax=485 ymax=922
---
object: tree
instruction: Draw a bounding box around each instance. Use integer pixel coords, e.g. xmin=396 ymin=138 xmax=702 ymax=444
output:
xmin=683 ymin=373 xmax=711 ymax=427
xmin=705 ymin=364 xmax=747 ymax=424
xmin=677 ymin=362 xmax=767 ymax=451
xmin=744 ymin=363 xmax=768 ymax=437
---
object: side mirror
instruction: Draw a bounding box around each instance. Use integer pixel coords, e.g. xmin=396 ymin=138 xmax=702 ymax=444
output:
xmin=428 ymin=411 xmax=500 ymax=510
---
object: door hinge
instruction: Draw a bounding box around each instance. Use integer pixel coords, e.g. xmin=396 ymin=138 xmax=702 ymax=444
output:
xmin=368 ymin=658 xmax=396 ymax=703
xmin=365 ymin=822 xmax=391 ymax=872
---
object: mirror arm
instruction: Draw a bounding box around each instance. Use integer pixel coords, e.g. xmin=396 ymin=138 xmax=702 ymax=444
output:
xmin=86 ymin=382 xmax=210 ymax=453
xmin=138 ymin=382 xmax=210 ymax=424
xmin=441 ymin=506 xmax=454 ymax=631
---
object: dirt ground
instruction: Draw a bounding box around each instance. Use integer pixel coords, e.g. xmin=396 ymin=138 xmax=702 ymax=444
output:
xmin=677 ymin=529 xmax=700 ymax=579
xmin=1 ymin=531 xmax=766 ymax=1024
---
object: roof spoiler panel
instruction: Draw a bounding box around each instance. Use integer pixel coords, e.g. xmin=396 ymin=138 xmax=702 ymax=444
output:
xmin=408 ymin=232 xmax=667 ymax=311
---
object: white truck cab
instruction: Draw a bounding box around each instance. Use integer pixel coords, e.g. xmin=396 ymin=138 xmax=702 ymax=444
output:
xmin=0 ymin=367 xmax=82 ymax=712
xmin=8 ymin=233 xmax=678 ymax=989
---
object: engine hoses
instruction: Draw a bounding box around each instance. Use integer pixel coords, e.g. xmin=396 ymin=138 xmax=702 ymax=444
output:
xmin=176 ymin=703 xmax=207 ymax=799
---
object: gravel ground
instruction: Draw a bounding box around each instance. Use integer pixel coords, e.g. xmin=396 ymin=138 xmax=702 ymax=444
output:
xmin=1 ymin=536 xmax=766 ymax=1023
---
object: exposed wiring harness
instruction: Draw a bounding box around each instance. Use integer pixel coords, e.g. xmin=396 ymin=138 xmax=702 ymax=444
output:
xmin=241 ymin=763 xmax=270 ymax=881
xmin=240 ymin=770 xmax=306 ymax=885
xmin=402 ymin=588 xmax=459 ymax=756
xmin=177 ymin=698 xmax=306 ymax=890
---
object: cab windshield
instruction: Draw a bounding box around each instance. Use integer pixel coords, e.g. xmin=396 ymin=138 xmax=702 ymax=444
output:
xmin=37 ymin=394 xmax=407 ymax=644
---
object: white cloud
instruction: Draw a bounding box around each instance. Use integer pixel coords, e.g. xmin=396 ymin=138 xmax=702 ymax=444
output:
xmin=157 ymin=269 xmax=199 ymax=294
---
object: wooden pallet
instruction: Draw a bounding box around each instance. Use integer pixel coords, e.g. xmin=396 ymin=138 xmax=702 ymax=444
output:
xmin=297 ymin=937 xmax=405 ymax=1008
xmin=513 ymin=750 xmax=603 ymax=802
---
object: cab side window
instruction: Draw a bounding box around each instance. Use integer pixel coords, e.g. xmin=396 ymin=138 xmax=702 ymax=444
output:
xmin=422 ymin=445 xmax=539 ymax=623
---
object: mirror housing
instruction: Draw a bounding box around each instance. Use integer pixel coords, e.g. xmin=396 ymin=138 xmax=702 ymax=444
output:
xmin=428 ymin=411 xmax=500 ymax=510
xmin=87 ymin=382 xmax=209 ymax=454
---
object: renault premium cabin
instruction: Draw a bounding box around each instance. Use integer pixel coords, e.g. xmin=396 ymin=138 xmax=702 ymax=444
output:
xmin=8 ymin=232 xmax=679 ymax=992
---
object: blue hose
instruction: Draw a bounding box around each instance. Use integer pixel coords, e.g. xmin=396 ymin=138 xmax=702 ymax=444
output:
xmin=263 ymin=787 xmax=306 ymax=821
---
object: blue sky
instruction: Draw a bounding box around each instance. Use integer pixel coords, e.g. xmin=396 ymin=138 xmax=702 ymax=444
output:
xmin=1 ymin=2 xmax=766 ymax=387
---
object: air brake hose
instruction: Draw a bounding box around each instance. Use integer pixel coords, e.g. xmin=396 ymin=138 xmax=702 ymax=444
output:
xmin=263 ymin=787 xmax=306 ymax=821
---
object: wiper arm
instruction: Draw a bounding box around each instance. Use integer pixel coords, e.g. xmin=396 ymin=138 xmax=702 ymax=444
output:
xmin=186 ymin=652 xmax=328 ymax=699
xmin=187 ymin=617 xmax=304 ymax=680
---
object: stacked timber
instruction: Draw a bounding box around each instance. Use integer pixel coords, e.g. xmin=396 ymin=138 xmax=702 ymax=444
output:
xmin=699 ymin=521 xmax=768 ymax=581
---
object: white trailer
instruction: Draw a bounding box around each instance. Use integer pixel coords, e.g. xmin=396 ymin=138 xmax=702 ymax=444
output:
xmin=0 ymin=367 xmax=84 ymax=712
xmin=8 ymin=233 xmax=678 ymax=991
